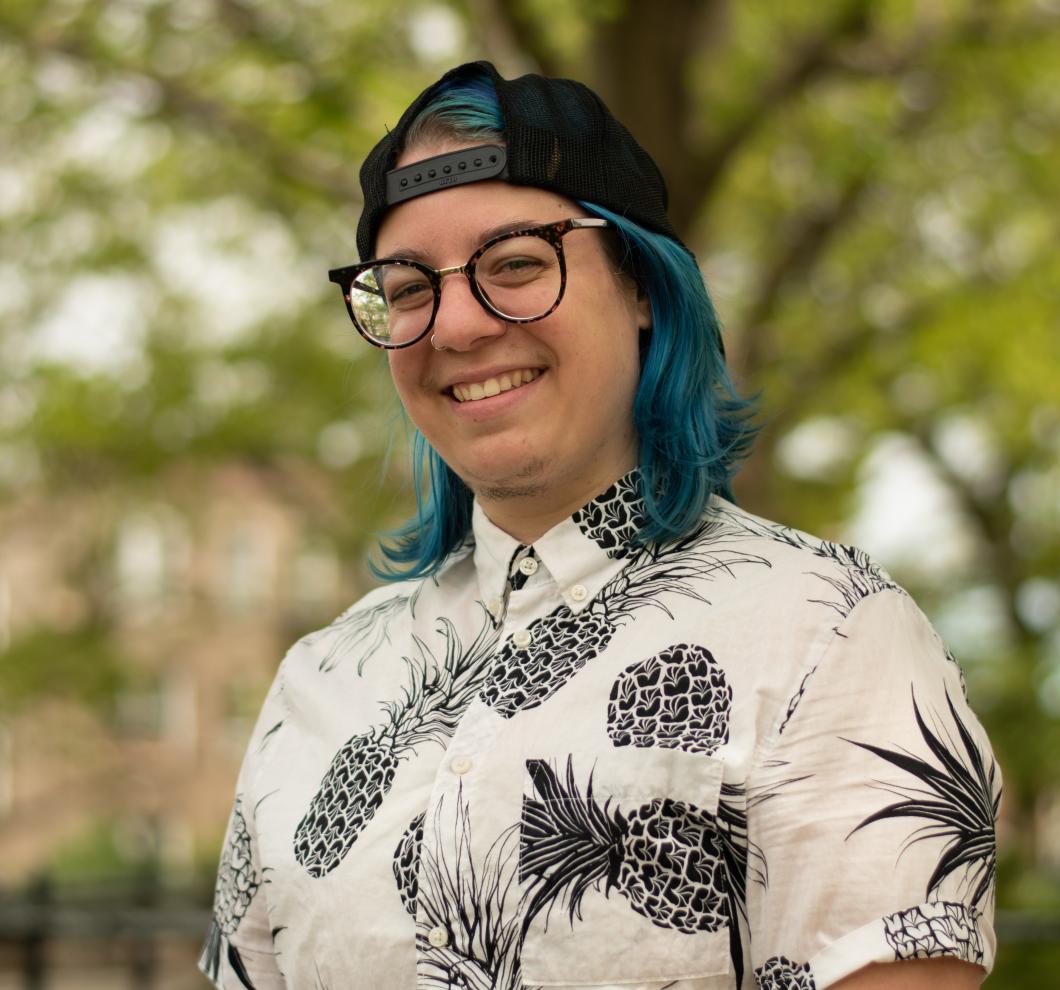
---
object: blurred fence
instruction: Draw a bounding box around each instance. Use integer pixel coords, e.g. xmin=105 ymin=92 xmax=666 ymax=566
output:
xmin=0 ymin=874 xmax=207 ymax=990
xmin=0 ymin=875 xmax=1058 ymax=989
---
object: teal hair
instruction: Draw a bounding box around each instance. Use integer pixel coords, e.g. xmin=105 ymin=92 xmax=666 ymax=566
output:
xmin=372 ymin=73 xmax=757 ymax=580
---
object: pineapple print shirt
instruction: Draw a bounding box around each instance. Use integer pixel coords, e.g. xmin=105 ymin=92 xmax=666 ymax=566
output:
xmin=201 ymin=472 xmax=999 ymax=990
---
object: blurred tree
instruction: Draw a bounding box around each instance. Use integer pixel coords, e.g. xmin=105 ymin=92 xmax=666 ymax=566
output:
xmin=0 ymin=0 xmax=1058 ymax=968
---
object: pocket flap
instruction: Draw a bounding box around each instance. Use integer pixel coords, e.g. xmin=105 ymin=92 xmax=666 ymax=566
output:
xmin=575 ymin=747 xmax=724 ymax=812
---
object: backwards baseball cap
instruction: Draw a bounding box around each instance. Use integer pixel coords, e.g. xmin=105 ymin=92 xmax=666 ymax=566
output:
xmin=356 ymin=60 xmax=686 ymax=261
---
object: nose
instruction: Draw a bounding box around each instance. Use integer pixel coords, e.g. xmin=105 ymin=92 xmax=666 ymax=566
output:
xmin=427 ymin=270 xmax=509 ymax=352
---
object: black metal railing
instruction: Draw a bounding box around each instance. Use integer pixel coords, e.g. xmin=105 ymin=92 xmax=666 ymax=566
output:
xmin=1 ymin=875 xmax=1058 ymax=989
xmin=0 ymin=873 xmax=209 ymax=989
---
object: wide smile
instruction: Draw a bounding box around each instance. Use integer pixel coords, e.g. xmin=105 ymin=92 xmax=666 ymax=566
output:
xmin=449 ymin=368 xmax=542 ymax=403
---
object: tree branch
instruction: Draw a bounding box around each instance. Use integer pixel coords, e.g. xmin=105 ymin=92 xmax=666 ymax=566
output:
xmin=906 ymin=428 xmax=1038 ymax=646
xmin=588 ymin=0 xmax=728 ymax=234
xmin=12 ymin=20 xmax=356 ymax=203
xmin=689 ymin=0 xmax=876 ymax=217
xmin=480 ymin=0 xmax=564 ymax=77
xmin=151 ymin=73 xmax=355 ymax=201
xmin=729 ymin=70 xmax=941 ymax=386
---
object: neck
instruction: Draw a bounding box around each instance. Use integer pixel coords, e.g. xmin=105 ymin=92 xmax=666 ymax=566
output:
xmin=474 ymin=457 xmax=637 ymax=544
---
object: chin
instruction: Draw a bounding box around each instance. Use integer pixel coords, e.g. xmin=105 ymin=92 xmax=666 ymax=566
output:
xmin=460 ymin=455 xmax=551 ymax=500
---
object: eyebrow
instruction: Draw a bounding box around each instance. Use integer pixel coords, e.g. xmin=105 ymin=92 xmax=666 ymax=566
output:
xmin=382 ymin=219 xmax=545 ymax=264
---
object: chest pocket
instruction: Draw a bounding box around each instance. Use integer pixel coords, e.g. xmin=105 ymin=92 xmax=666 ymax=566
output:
xmin=518 ymin=748 xmax=734 ymax=988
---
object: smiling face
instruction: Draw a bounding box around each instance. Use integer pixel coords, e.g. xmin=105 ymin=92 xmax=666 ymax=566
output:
xmin=378 ymin=144 xmax=649 ymax=540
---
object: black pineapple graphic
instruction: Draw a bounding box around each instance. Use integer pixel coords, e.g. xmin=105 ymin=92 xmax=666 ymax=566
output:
xmin=519 ymin=758 xmax=729 ymax=936
xmin=201 ymin=796 xmax=260 ymax=984
xmin=883 ymin=902 xmax=984 ymax=964
xmin=482 ymin=521 xmax=767 ymax=718
xmin=608 ymin=644 xmax=732 ymax=754
xmin=755 ymin=956 xmax=816 ymax=989
xmin=570 ymin=471 xmax=646 ymax=559
xmin=606 ymin=644 xmax=758 ymax=986
xmin=393 ymin=812 xmax=426 ymax=916
xmin=294 ymin=612 xmax=498 ymax=877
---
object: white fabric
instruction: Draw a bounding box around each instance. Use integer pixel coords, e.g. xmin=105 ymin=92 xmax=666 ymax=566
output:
xmin=201 ymin=475 xmax=998 ymax=990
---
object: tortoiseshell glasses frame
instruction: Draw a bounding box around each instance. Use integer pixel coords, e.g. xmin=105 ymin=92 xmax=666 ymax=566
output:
xmin=327 ymin=217 xmax=611 ymax=349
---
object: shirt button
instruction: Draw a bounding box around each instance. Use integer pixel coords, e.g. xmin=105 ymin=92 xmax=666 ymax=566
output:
xmin=450 ymin=756 xmax=472 ymax=775
xmin=518 ymin=556 xmax=539 ymax=576
xmin=570 ymin=583 xmax=588 ymax=602
xmin=512 ymin=629 xmax=533 ymax=649
xmin=487 ymin=597 xmax=502 ymax=617
xmin=428 ymin=926 xmax=449 ymax=947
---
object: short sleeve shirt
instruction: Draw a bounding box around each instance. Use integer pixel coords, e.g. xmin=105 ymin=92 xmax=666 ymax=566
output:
xmin=200 ymin=472 xmax=1000 ymax=990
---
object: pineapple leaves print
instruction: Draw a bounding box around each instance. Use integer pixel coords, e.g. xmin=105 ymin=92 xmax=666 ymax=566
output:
xmin=519 ymin=758 xmax=730 ymax=938
xmin=482 ymin=522 xmax=769 ymax=718
xmin=201 ymin=795 xmax=262 ymax=987
xmin=713 ymin=506 xmax=899 ymax=620
xmin=303 ymin=588 xmax=418 ymax=674
xmin=416 ymin=792 xmax=524 ymax=990
xmin=847 ymin=687 xmax=1000 ymax=909
xmin=294 ymin=608 xmax=499 ymax=878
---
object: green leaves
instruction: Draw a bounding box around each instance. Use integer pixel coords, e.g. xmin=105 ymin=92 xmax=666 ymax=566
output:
xmin=0 ymin=622 xmax=128 ymax=715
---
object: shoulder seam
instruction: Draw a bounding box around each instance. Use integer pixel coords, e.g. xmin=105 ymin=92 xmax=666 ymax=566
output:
xmin=749 ymin=587 xmax=906 ymax=775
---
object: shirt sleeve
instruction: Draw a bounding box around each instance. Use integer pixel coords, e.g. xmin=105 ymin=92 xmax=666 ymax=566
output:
xmin=199 ymin=671 xmax=289 ymax=990
xmin=745 ymin=589 xmax=1000 ymax=989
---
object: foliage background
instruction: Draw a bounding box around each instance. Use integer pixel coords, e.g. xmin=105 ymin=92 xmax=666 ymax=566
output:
xmin=0 ymin=0 xmax=1058 ymax=985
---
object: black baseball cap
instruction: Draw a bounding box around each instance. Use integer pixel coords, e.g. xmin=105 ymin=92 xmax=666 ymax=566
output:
xmin=356 ymin=61 xmax=687 ymax=261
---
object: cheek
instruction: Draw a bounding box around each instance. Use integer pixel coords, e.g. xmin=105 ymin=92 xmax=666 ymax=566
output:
xmin=386 ymin=354 xmax=424 ymax=414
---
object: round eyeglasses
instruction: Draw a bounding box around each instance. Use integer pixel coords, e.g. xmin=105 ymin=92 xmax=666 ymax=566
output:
xmin=327 ymin=217 xmax=611 ymax=349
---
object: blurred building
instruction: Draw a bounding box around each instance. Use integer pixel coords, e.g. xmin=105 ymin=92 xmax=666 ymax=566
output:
xmin=0 ymin=459 xmax=362 ymax=887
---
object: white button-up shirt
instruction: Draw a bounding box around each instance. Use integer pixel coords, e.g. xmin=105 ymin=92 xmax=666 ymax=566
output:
xmin=201 ymin=472 xmax=998 ymax=990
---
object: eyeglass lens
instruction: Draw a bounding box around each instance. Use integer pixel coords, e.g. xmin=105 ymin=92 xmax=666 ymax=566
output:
xmin=348 ymin=234 xmax=563 ymax=346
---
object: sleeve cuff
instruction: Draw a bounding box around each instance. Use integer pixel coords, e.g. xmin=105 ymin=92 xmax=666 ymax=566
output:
xmin=807 ymin=900 xmax=994 ymax=988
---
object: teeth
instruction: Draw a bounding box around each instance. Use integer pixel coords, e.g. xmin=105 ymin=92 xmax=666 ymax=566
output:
xmin=452 ymin=368 xmax=540 ymax=403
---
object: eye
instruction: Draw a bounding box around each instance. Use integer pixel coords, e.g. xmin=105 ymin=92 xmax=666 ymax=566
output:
xmin=380 ymin=267 xmax=433 ymax=309
xmin=498 ymin=256 xmax=544 ymax=275
xmin=389 ymin=281 xmax=430 ymax=304
xmin=479 ymin=237 xmax=556 ymax=285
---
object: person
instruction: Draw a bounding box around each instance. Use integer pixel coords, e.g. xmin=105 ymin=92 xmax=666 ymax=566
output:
xmin=200 ymin=61 xmax=999 ymax=990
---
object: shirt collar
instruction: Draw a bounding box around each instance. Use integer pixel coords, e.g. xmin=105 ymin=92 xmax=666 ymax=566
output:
xmin=470 ymin=469 xmax=645 ymax=616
